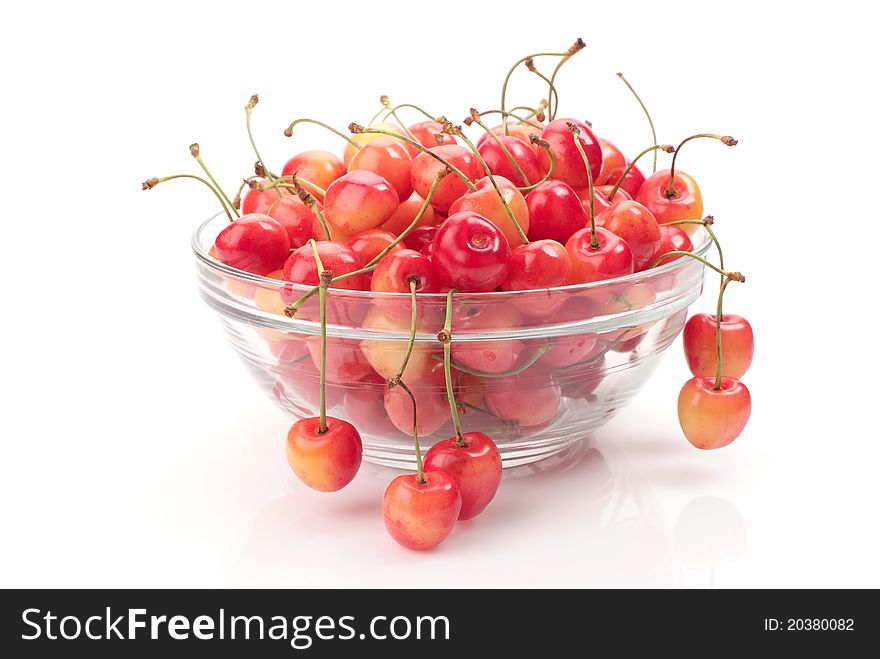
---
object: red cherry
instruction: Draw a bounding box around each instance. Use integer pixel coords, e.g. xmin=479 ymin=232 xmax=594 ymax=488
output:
xmin=307 ymin=337 xmax=373 ymax=383
xmin=278 ymin=359 xmax=346 ymax=411
xmin=678 ymin=377 xmax=751 ymax=449
xmin=636 ymin=170 xmax=703 ymax=232
xmin=596 ymin=138 xmax=626 ymax=183
xmin=281 ymin=150 xmax=346 ymax=201
xmin=477 ymin=134 xmax=542 ymax=187
xmin=605 ymin=162 xmax=646 ymax=200
xmin=483 ymin=371 xmax=562 ymax=428
xmin=573 ymin=185 xmax=613 ymax=217
xmin=285 ymin=416 xmax=362 ymax=492
xmin=537 ymin=298 xmax=603 ymax=368
xmin=595 ymin=184 xmax=632 ymax=202
xmin=371 ymin=249 xmax=439 ymax=294
xmin=383 ymin=471 xmax=462 ymax=550
xmin=525 ymin=180 xmax=588 ymax=244
xmin=282 ymin=241 xmax=367 ymax=293
xmin=403 ymin=225 xmax=438 ymax=252
xmin=410 ymin=145 xmax=481 ymax=213
xmin=598 ymin=200 xmax=661 ymax=271
xmin=683 ymin=314 xmax=754 ymax=379
xmin=652 ymin=225 xmax=694 ymax=264
xmin=537 ymin=118 xmax=602 ymax=189
xmin=406 ymin=121 xmax=457 ymax=158
xmin=342 ymin=373 xmax=398 ymax=437
xmin=323 ymin=170 xmax=399 ymax=235
xmin=347 ymin=137 xmax=413 ymax=202
xmin=448 ymin=175 xmax=530 ymax=247
xmin=343 ymin=122 xmax=405 ymax=166
xmin=384 ymin=383 xmax=448 ymax=437
xmin=241 ymin=178 xmax=286 ymax=215
xmin=452 ymin=302 xmax=523 ymax=374
xmin=565 ymin=226 xmax=635 ymax=283
xmin=361 ymin=307 xmax=436 ymax=381
xmin=379 ymin=192 xmax=436 ymax=235
xmin=267 ymin=196 xmax=316 ymax=248
xmin=423 ymin=432 xmax=502 ymax=520
xmin=476 ymin=122 xmax=543 ymax=152
xmin=346 ymin=229 xmax=401 ymax=272
xmin=432 ymin=211 xmax=511 ymax=292
xmin=214 ymin=213 xmax=290 ymax=275
xmin=502 ymin=240 xmax=573 ymax=314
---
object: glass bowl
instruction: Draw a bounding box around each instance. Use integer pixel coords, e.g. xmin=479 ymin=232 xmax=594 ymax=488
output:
xmin=193 ymin=214 xmax=710 ymax=468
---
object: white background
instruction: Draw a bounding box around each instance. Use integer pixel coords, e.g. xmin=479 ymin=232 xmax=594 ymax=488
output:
xmin=1 ymin=0 xmax=877 ymax=588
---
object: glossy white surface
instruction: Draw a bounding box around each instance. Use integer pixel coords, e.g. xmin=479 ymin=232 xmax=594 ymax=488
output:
xmin=1 ymin=0 xmax=878 ymax=588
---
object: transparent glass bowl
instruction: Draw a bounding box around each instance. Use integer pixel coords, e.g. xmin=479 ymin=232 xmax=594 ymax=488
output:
xmin=194 ymin=214 xmax=709 ymax=468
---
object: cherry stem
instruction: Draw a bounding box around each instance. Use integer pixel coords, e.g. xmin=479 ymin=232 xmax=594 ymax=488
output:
xmin=478 ymin=106 xmax=546 ymax=128
xmin=307 ymin=239 xmax=329 ymax=434
xmin=648 ymin=251 xmax=745 ymax=288
xmin=501 ymin=50 xmax=571 ymax=135
xmin=519 ymin=135 xmax=556 ymax=192
xmin=547 ymin=38 xmax=586 ymax=120
xmin=367 ymin=95 xmax=392 ymax=126
xmin=349 ymin=123 xmax=477 ymax=191
xmin=232 ymin=177 xmax=259 ymax=211
xmin=443 ymin=342 xmax=551 ymax=378
xmin=608 ymin=144 xmax=675 ymax=201
xmin=466 ymin=111 xmax=532 ymax=187
xmin=439 ymin=289 xmax=466 ymax=446
xmin=189 ymin=144 xmax=239 ymax=217
xmin=378 ymin=102 xmax=440 ymax=125
xmin=284 ymin=179 xmax=331 ymax=241
xmin=524 ymin=59 xmax=558 ymax=118
xmin=713 ymin=277 xmax=733 ymax=391
xmin=445 ymin=118 xmax=529 ymax=244
xmin=244 ymin=95 xmax=273 ymax=188
xmin=667 ymin=134 xmax=738 ymax=198
xmin=568 ymin=122 xmax=598 ymax=248
xmin=284 ymin=118 xmax=362 ymax=151
xmin=661 ymin=216 xmax=725 ymax=290
xmin=283 ymin=169 xmax=449 ymax=316
xmin=397 ymin=380 xmax=425 ymax=484
xmin=392 ymin=279 xmax=420 ymax=383
xmin=141 ymin=174 xmax=234 ymax=223
xmin=616 ymin=73 xmax=658 ymax=173
xmin=272 ymin=175 xmax=326 ymax=199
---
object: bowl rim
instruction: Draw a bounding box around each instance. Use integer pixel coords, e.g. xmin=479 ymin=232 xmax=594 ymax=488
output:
xmin=192 ymin=212 xmax=712 ymax=298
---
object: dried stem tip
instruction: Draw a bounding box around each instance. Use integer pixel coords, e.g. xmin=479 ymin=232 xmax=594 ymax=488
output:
xmin=254 ymin=160 xmax=266 ymax=178
xmin=141 ymin=177 xmax=159 ymax=191
xmin=535 ymin=111 xmax=546 ymax=122
xmin=386 ymin=377 xmax=400 ymax=389
xmin=566 ymin=122 xmax=581 ymax=136
xmin=245 ymin=178 xmax=260 ymax=190
xmin=569 ymin=38 xmax=586 ymax=55
xmin=721 ymin=136 xmax=738 ymax=146
xmin=529 ymin=134 xmax=550 ymax=149
xmin=291 ymin=176 xmax=314 ymax=206
xmin=538 ymin=99 xmax=549 ymax=110
xmin=441 ymin=120 xmax=462 ymax=136
xmin=319 ymin=270 xmax=334 ymax=285
xmin=189 ymin=143 xmax=200 ymax=158
xmin=703 ymin=215 xmax=715 ymax=226
xmin=283 ymin=127 xmax=293 ymax=138
xmin=727 ymin=271 xmax=746 ymax=283
xmin=437 ymin=329 xmax=451 ymax=344
xmin=660 ymin=144 xmax=676 ymax=153
xmin=380 ymin=95 xmax=390 ymax=107
xmin=245 ymin=94 xmax=259 ymax=111
xmin=348 ymin=122 xmax=365 ymax=134
xmin=524 ymin=58 xmax=537 ymax=72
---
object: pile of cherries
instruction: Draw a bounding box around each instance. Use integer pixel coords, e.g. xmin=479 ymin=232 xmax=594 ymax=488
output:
xmin=145 ymin=39 xmax=754 ymax=550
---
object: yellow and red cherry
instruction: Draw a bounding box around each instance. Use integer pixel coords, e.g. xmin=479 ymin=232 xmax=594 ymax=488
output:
xmin=406 ymin=120 xmax=457 ymax=158
xmin=347 ymin=137 xmax=413 ymax=202
xmin=596 ymin=137 xmax=626 ymax=183
xmin=636 ymin=170 xmax=703 ymax=231
xmin=683 ymin=314 xmax=754 ymax=379
xmin=346 ymin=229 xmax=401 ymax=274
xmin=565 ymin=226 xmax=634 ymax=284
xmin=240 ymin=178 xmax=287 ymax=215
xmin=484 ymin=371 xmax=562 ymax=428
xmin=475 ymin=121 xmax=543 ymax=152
xmin=598 ymin=200 xmax=661 ymax=271
xmin=595 ymin=184 xmax=632 ymax=202
xmin=525 ymin=180 xmax=589 ymax=244
xmin=307 ymin=336 xmax=374 ymax=383
xmin=285 ymin=416 xmax=362 ymax=492
xmin=343 ymin=121 xmax=404 ymax=166
xmin=342 ymin=372 xmax=397 ymax=437
xmin=652 ymin=225 xmax=693 ymax=263
xmin=678 ymin=377 xmax=751 ymax=449
xmin=382 ymin=470 xmax=462 ymax=550
xmin=282 ymin=241 xmax=368 ymax=293
xmin=423 ymin=432 xmax=502 ymax=521
xmin=384 ymin=382 xmax=448 ymax=438
xmin=501 ymin=239 xmax=573 ymax=314
xmin=360 ymin=306 xmax=435 ymax=381
xmin=281 ymin=150 xmax=346 ymax=201
xmin=431 ymin=211 xmax=511 ymax=292
xmin=477 ymin=135 xmax=542 ymax=187
xmin=452 ymin=302 xmax=523 ymax=374
xmin=379 ymin=191 xmax=436 ymax=235
xmin=448 ymin=175 xmax=530 ymax=247
xmin=537 ymin=118 xmax=603 ymax=190
xmin=606 ymin=162 xmax=646 ymax=200
xmin=574 ymin=185 xmax=613 ymax=217
xmin=371 ymin=249 xmax=439 ymax=294
xmin=323 ymin=170 xmax=399 ymax=235
xmin=268 ymin=196 xmax=316 ymax=249
xmin=410 ymin=145 xmax=481 ymax=213
xmin=214 ymin=213 xmax=291 ymax=275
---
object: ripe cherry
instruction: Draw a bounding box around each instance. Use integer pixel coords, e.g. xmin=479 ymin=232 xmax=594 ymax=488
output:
xmin=380 ymin=192 xmax=437 ymax=235
xmin=346 ymin=229 xmax=401 ymax=274
xmin=347 ymin=137 xmax=413 ymax=202
xmin=281 ymin=150 xmax=346 ymax=201
xmin=501 ymin=239 xmax=573 ymax=315
xmin=636 ymin=170 xmax=703 ymax=231
xmin=484 ymin=371 xmax=562 ymax=428
xmin=565 ymin=226 xmax=634 ymax=283
xmin=606 ymin=162 xmax=646 ymax=201
xmin=343 ymin=121 xmax=404 ymax=166
xmin=360 ymin=306 xmax=436 ymax=381
xmin=423 ymin=432 xmax=502 ymax=520
xmin=406 ymin=120 xmax=457 ymax=158
xmin=683 ymin=314 xmax=754 ymax=379
xmin=477 ymin=134 xmax=542 ymax=187
xmin=324 ymin=170 xmax=399 ymax=235
xmin=598 ymin=200 xmax=661 ymax=271
xmin=537 ymin=118 xmax=602 ymax=190
xmin=432 ymin=211 xmax=511 ymax=292
xmin=403 ymin=225 xmax=438 ymax=252
xmin=476 ymin=121 xmax=543 ymax=152
xmin=342 ymin=373 xmax=398 ymax=437
xmin=652 ymin=224 xmax=694 ymax=263
xmin=214 ymin=213 xmax=291 ymax=275
xmin=370 ymin=248 xmax=440 ymax=321
xmin=383 ymin=471 xmax=462 ymax=550
xmin=307 ymin=337 xmax=373 ymax=383
xmin=277 ymin=360 xmax=346 ymax=412
xmin=596 ymin=184 xmax=632 ymax=202
xmin=268 ymin=196 xmax=316 ymax=248
xmin=285 ymin=416 xmax=362 ymax=492
xmin=537 ymin=298 xmax=603 ymax=368
xmin=241 ymin=178 xmax=287 ymax=215
xmin=282 ymin=241 xmax=368 ymax=294
xmin=452 ymin=302 xmax=523 ymax=374
xmin=448 ymin=175 xmax=530 ymax=247
xmin=678 ymin=377 xmax=751 ymax=449
xmin=410 ymin=145 xmax=481 ymax=213
xmin=596 ymin=137 xmax=626 ymax=184
xmin=384 ymin=383 xmax=448 ymax=437
xmin=525 ymin=180 xmax=589 ymax=244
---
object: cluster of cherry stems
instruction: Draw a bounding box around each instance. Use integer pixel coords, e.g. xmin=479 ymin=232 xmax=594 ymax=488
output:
xmin=145 ymin=39 xmax=754 ymax=550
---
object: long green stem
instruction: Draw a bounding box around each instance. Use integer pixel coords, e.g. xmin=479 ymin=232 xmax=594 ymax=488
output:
xmin=519 ymin=136 xmax=556 ymax=192
xmin=547 ymin=38 xmax=586 ymax=120
xmin=713 ymin=278 xmax=732 ymax=391
xmin=444 ymin=343 xmax=551 ymax=378
xmin=281 ymin=180 xmax=331 ymax=241
xmin=245 ymin=96 xmax=271 ymax=187
xmin=667 ymin=134 xmax=738 ymax=198
xmin=189 ymin=144 xmax=239 ymax=217
xmin=308 ymin=239 xmax=329 ymax=433
xmin=368 ymin=95 xmax=391 ymax=126
xmin=661 ymin=217 xmax=725 ymax=290
xmin=141 ymin=174 xmax=234 ymax=223
xmin=648 ymin=251 xmax=744 ymax=283
xmin=379 ymin=103 xmax=439 ymax=125
xmin=608 ymin=144 xmax=675 ymax=201
xmin=394 ymin=279 xmax=420 ymax=382
xmin=440 ymin=289 xmax=466 ymax=446
xmin=525 ymin=59 xmax=559 ymax=121
xmin=283 ymin=118 xmax=362 ymax=150
xmin=501 ymin=50 xmax=570 ymax=134
xmin=397 ymin=380 xmax=424 ymax=483
xmin=272 ymin=175 xmax=326 ymax=199
xmin=568 ymin=123 xmax=598 ymax=248
xmin=478 ymin=107 xmax=545 ymax=129
xmin=616 ymin=73 xmax=658 ymax=173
